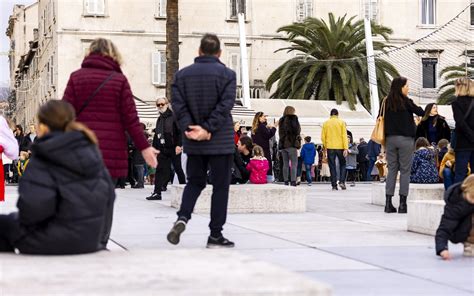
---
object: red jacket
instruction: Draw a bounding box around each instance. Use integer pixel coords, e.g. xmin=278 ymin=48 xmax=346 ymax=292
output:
xmin=63 ymin=54 xmax=149 ymax=178
xmin=246 ymin=158 xmax=269 ymax=184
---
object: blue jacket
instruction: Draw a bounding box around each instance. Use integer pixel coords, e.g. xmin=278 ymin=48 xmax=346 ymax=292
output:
xmin=367 ymin=140 xmax=381 ymax=158
xmin=410 ymin=148 xmax=438 ymax=183
xmin=171 ymin=55 xmax=236 ymax=155
xmin=300 ymin=142 xmax=316 ymax=165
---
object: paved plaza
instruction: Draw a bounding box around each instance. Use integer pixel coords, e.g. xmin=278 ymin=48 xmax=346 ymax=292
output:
xmin=0 ymin=183 xmax=473 ymax=295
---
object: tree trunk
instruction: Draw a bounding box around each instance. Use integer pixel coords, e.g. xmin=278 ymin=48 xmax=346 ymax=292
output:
xmin=166 ymin=0 xmax=179 ymax=100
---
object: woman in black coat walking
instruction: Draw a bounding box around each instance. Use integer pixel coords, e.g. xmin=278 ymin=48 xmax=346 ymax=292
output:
xmin=415 ymin=103 xmax=451 ymax=145
xmin=251 ymin=112 xmax=276 ymax=180
xmin=0 ymin=100 xmax=115 ymax=255
xmin=452 ymin=78 xmax=474 ymax=184
xmin=278 ymin=106 xmax=301 ymax=186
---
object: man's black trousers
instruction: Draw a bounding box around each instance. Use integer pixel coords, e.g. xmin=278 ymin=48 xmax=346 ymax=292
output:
xmin=177 ymin=154 xmax=232 ymax=238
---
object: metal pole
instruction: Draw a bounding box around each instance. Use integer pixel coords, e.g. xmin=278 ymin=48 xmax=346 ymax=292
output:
xmin=364 ymin=1 xmax=380 ymax=119
xmin=238 ymin=12 xmax=251 ymax=109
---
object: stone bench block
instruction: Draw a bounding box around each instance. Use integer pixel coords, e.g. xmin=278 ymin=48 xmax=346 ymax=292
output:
xmin=407 ymin=200 xmax=445 ymax=236
xmin=0 ymin=249 xmax=332 ymax=295
xmin=371 ymin=183 xmax=445 ymax=207
xmin=171 ymin=184 xmax=307 ymax=213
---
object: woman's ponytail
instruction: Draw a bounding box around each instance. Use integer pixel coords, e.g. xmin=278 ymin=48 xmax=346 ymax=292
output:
xmin=65 ymin=121 xmax=98 ymax=145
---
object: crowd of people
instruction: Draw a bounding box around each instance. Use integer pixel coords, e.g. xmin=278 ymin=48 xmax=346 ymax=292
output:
xmin=0 ymin=35 xmax=472 ymax=260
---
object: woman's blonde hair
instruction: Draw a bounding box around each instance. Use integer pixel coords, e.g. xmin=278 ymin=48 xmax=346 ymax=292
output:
xmin=454 ymin=78 xmax=474 ymax=97
xmin=87 ymin=38 xmax=123 ymax=65
xmin=283 ymin=106 xmax=295 ymax=116
xmin=38 ymin=100 xmax=98 ymax=145
xmin=461 ymin=175 xmax=474 ymax=199
xmin=251 ymin=112 xmax=264 ymax=135
xmin=252 ymin=145 xmax=264 ymax=157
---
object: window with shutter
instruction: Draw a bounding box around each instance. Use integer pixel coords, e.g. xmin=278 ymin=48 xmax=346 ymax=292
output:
xmin=296 ymin=0 xmax=312 ymax=22
xmin=422 ymin=58 xmax=437 ymax=88
xmin=152 ymin=51 xmax=166 ymax=85
xmin=420 ymin=0 xmax=436 ymax=25
xmin=155 ymin=0 xmax=167 ymax=18
xmin=229 ymin=52 xmax=242 ymax=85
xmin=84 ymin=0 xmax=105 ymax=16
xmin=229 ymin=0 xmax=245 ymax=19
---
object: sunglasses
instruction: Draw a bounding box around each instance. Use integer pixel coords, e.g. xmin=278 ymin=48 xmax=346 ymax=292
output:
xmin=156 ymin=103 xmax=167 ymax=107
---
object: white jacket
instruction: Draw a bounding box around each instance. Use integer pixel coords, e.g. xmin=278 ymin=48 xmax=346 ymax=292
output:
xmin=0 ymin=116 xmax=19 ymax=160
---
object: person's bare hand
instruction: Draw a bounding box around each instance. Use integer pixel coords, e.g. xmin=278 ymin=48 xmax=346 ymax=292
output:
xmin=142 ymin=146 xmax=159 ymax=168
xmin=343 ymin=149 xmax=349 ymax=157
xmin=175 ymin=146 xmax=183 ymax=155
xmin=440 ymin=250 xmax=451 ymax=260
xmin=185 ymin=125 xmax=211 ymax=141
xmin=446 ymin=160 xmax=452 ymax=168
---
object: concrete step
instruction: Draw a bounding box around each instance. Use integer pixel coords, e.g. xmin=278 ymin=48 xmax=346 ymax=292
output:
xmin=371 ymin=183 xmax=445 ymax=207
xmin=171 ymin=184 xmax=307 ymax=213
xmin=0 ymin=249 xmax=331 ymax=295
xmin=407 ymin=200 xmax=445 ymax=236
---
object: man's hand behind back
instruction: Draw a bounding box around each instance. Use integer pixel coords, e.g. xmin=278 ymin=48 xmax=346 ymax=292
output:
xmin=185 ymin=125 xmax=212 ymax=141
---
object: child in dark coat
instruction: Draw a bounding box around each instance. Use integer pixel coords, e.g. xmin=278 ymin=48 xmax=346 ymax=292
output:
xmin=300 ymin=136 xmax=317 ymax=186
xmin=0 ymin=101 xmax=115 ymax=255
xmin=435 ymin=175 xmax=474 ymax=260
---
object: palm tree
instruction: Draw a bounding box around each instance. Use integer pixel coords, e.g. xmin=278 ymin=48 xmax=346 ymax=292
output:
xmin=265 ymin=13 xmax=399 ymax=111
xmin=438 ymin=62 xmax=474 ymax=105
xmin=166 ymin=0 xmax=179 ymax=100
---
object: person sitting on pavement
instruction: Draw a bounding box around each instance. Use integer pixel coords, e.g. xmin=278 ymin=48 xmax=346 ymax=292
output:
xmin=410 ymin=137 xmax=439 ymax=184
xmin=300 ymin=136 xmax=317 ymax=186
xmin=435 ymin=174 xmax=474 ymax=260
xmin=246 ymin=145 xmax=269 ymax=184
xmin=232 ymin=136 xmax=253 ymax=184
xmin=0 ymin=100 xmax=115 ymax=254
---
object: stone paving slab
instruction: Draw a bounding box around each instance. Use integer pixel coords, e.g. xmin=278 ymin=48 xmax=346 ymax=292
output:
xmin=0 ymin=249 xmax=331 ymax=296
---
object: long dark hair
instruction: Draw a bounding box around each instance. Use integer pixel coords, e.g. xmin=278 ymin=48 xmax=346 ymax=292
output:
xmin=386 ymin=77 xmax=408 ymax=112
xmin=420 ymin=103 xmax=443 ymax=126
xmin=38 ymin=100 xmax=98 ymax=145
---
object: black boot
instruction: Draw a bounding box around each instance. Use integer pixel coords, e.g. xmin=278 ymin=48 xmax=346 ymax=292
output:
xmin=398 ymin=195 xmax=407 ymax=214
xmin=384 ymin=195 xmax=397 ymax=213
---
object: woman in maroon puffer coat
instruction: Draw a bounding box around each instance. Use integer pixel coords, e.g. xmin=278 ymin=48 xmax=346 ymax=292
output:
xmin=63 ymin=38 xmax=158 ymax=179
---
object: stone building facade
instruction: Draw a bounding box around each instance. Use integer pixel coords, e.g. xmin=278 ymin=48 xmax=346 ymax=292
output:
xmin=6 ymin=0 xmax=474 ymax=128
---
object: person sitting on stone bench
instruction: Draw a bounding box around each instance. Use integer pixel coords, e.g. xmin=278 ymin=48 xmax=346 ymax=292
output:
xmin=246 ymin=145 xmax=269 ymax=184
xmin=435 ymin=174 xmax=474 ymax=260
xmin=0 ymin=101 xmax=115 ymax=255
xmin=410 ymin=137 xmax=438 ymax=184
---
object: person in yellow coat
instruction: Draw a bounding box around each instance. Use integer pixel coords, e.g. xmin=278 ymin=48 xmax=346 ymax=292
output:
xmin=321 ymin=109 xmax=349 ymax=190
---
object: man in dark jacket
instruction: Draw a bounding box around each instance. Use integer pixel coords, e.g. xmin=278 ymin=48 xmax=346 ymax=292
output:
xmin=167 ymin=34 xmax=236 ymax=248
xmin=357 ymin=138 xmax=369 ymax=181
xmin=367 ymin=140 xmax=381 ymax=181
xmin=435 ymin=175 xmax=474 ymax=260
xmin=146 ymin=98 xmax=182 ymax=200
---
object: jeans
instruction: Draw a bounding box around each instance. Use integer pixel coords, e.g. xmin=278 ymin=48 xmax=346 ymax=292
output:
xmin=442 ymin=168 xmax=455 ymax=190
xmin=177 ymin=154 xmax=232 ymax=238
xmin=305 ymin=164 xmax=313 ymax=184
xmin=133 ymin=164 xmax=145 ymax=187
xmin=454 ymin=150 xmax=474 ymax=184
xmin=327 ymin=149 xmax=346 ymax=187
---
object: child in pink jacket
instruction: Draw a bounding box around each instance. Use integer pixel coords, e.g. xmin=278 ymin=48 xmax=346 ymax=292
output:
xmin=246 ymin=145 xmax=269 ymax=184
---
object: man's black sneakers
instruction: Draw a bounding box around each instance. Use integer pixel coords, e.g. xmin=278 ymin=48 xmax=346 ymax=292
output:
xmin=206 ymin=236 xmax=235 ymax=249
xmin=167 ymin=220 xmax=186 ymax=245
xmin=146 ymin=192 xmax=161 ymax=200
